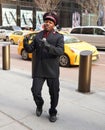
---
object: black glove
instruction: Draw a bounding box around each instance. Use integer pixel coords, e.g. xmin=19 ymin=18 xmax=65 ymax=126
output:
xmin=23 ymin=36 xmax=29 ymax=48
xmin=23 ymin=37 xmax=28 ymax=44
xmin=23 ymin=36 xmax=29 ymax=44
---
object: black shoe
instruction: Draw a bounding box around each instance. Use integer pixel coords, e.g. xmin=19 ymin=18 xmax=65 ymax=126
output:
xmin=36 ymin=108 xmax=42 ymax=117
xmin=49 ymin=115 xmax=57 ymax=122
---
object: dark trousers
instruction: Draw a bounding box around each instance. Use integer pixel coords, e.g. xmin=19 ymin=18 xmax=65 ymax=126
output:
xmin=31 ymin=77 xmax=60 ymax=115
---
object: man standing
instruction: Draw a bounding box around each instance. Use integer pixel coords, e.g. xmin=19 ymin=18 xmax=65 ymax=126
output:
xmin=23 ymin=12 xmax=64 ymax=122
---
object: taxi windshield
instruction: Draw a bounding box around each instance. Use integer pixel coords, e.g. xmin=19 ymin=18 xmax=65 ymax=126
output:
xmin=64 ymin=35 xmax=80 ymax=43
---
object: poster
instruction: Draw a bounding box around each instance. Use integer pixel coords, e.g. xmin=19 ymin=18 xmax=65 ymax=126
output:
xmin=36 ymin=11 xmax=45 ymax=30
xmin=2 ymin=8 xmax=16 ymax=26
xmin=21 ymin=9 xmax=33 ymax=28
xmin=72 ymin=12 xmax=80 ymax=27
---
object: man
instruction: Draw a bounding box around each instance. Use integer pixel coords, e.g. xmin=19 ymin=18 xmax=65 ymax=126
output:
xmin=23 ymin=11 xmax=64 ymax=122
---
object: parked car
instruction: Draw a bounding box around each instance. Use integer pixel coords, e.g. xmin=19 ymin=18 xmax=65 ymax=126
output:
xmin=0 ymin=29 xmax=12 ymax=41
xmin=18 ymin=31 xmax=99 ymax=67
xmin=9 ymin=30 xmax=33 ymax=44
xmin=0 ymin=25 xmax=22 ymax=31
xmin=70 ymin=26 xmax=105 ymax=49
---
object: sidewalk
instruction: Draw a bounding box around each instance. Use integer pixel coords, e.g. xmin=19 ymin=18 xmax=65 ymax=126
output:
xmin=0 ymin=67 xmax=105 ymax=130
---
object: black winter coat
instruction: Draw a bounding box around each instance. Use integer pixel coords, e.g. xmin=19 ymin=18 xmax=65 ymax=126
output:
xmin=24 ymin=30 xmax=64 ymax=78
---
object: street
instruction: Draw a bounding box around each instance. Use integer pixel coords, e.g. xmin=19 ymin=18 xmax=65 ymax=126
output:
xmin=0 ymin=44 xmax=105 ymax=91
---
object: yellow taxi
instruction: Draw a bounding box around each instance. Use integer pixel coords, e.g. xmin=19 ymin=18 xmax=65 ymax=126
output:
xmin=59 ymin=33 xmax=99 ymax=67
xmin=9 ymin=30 xmax=33 ymax=45
xmin=18 ymin=31 xmax=99 ymax=67
xmin=17 ymin=31 xmax=37 ymax=60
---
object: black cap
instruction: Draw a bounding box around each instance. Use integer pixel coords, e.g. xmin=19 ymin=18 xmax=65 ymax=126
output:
xmin=43 ymin=11 xmax=58 ymax=26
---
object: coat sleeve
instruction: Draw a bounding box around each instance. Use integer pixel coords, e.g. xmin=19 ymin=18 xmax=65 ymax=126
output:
xmin=48 ymin=34 xmax=64 ymax=56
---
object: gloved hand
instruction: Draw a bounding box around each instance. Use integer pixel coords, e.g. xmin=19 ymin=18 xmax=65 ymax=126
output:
xmin=23 ymin=36 xmax=29 ymax=44
xmin=23 ymin=36 xmax=29 ymax=48
xmin=42 ymin=38 xmax=50 ymax=49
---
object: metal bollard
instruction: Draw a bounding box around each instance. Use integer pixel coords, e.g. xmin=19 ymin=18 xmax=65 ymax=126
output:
xmin=78 ymin=50 xmax=92 ymax=93
xmin=32 ymin=50 xmax=36 ymax=78
xmin=2 ymin=44 xmax=10 ymax=70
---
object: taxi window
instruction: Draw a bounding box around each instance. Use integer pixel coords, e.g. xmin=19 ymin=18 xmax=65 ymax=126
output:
xmin=29 ymin=33 xmax=36 ymax=40
xmin=64 ymin=35 xmax=80 ymax=43
xmin=13 ymin=31 xmax=23 ymax=35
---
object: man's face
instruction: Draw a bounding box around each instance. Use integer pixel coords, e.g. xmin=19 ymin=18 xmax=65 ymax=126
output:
xmin=44 ymin=19 xmax=55 ymax=31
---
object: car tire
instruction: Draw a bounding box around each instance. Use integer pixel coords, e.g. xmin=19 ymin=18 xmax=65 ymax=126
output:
xmin=21 ymin=49 xmax=29 ymax=60
xmin=59 ymin=54 xmax=70 ymax=67
xmin=10 ymin=39 xmax=15 ymax=45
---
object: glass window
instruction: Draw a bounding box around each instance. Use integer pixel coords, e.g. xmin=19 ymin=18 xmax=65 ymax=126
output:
xmin=64 ymin=35 xmax=80 ymax=43
xmin=13 ymin=31 xmax=23 ymax=35
xmin=95 ymin=28 xmax=105 ymax=35
xmin=82 ymin=28 xmax=93 ymax=34
xmin=71 ymin=28 xmax=81 ymax=34
xmin=29 ymin=33 xmax=36 ymax=40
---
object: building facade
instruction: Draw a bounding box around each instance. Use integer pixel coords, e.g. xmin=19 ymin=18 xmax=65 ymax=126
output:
xmin=59 ymin=0 xmax=81 ymax=27
xmin=0 ymin=0 xmax=36 ymax=29
xmin=60 ymin=0 xmax=105 ymax=27
xmin=0 ymin=0 xmax=105 ymax=29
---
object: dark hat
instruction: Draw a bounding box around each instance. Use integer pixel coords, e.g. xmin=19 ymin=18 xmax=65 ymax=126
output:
xmin=43 ymin=12 xmax=58 ymax=25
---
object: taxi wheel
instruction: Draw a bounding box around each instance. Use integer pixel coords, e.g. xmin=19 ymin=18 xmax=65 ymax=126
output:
xmin=21 ymin=50 xmax=29 ymax=60
xmin=59 ymin=54 xmax=70 ymax=67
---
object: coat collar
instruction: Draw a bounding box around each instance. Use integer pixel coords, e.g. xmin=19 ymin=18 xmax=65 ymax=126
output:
xmin=43 ymin=29 xmax=56 ymax=38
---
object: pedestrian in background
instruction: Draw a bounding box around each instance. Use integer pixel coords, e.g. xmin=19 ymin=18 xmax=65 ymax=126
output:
xmin=23 ymin=11 xmax=64 ymax=122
